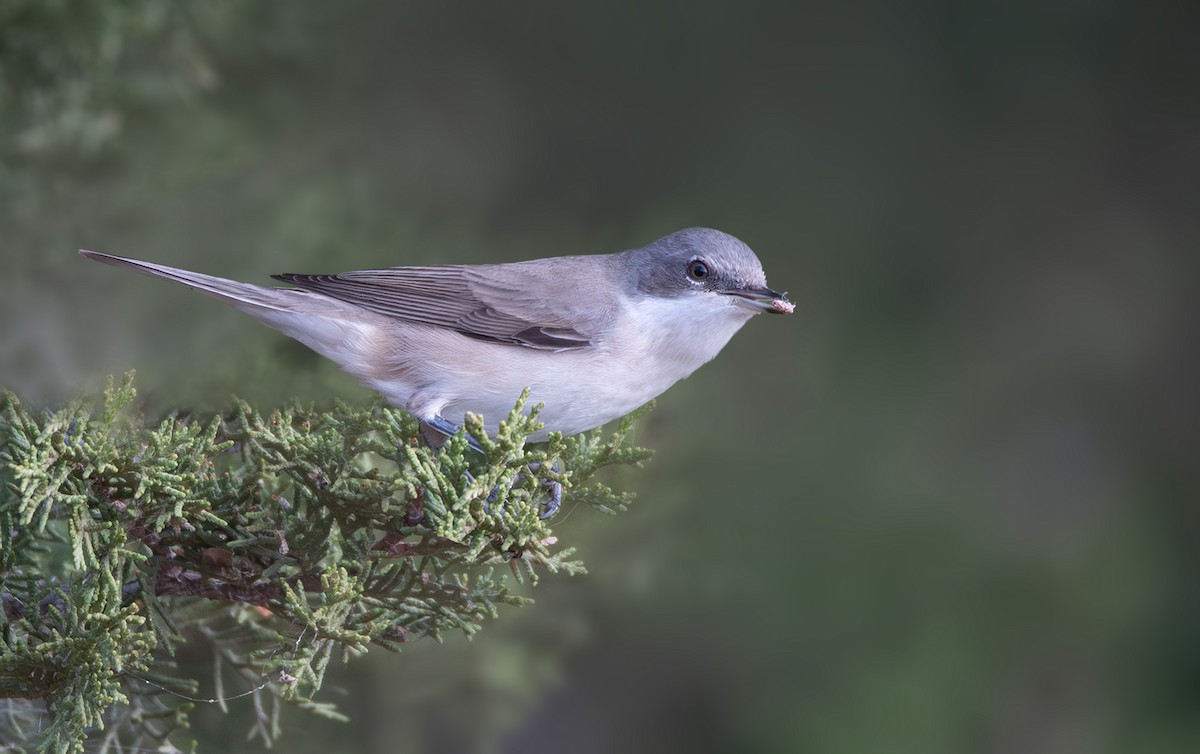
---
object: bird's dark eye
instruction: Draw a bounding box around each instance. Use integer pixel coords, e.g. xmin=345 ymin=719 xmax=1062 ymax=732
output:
xmin=688 ymin=260 xmax=709 ymax=281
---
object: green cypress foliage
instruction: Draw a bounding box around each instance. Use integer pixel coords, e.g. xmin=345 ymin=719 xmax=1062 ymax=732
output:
xmin=0 ymin=374 xmax=652 ymax=752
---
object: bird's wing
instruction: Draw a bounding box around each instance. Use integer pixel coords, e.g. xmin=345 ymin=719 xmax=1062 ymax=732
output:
xmin=272 ymin=258 xmax=616 ymax=351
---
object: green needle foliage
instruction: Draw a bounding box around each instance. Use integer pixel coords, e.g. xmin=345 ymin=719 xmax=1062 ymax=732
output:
xmin=0 ymin=374 xmax=652 ymax=753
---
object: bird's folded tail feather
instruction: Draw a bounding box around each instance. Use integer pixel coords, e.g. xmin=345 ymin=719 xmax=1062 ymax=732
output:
xmin=78 ymin=250 xmax=293 ymax=313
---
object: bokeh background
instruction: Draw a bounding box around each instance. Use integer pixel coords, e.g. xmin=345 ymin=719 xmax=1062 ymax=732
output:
xmin=2 ymin=1 xmax=1198 ymax=752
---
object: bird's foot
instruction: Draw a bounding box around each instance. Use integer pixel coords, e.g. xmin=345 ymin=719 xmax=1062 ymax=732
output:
xmin=419 ymin=417 xmax=559 ymax=518
xmin=525 ymin=461 xmax=562 ymax=519
xmin=463 ymin=461 xmax=562 ymax=519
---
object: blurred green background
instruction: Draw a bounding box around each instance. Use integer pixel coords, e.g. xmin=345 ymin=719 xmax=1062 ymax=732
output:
xmin=2 ymin=1 xmax=1197 ymax=752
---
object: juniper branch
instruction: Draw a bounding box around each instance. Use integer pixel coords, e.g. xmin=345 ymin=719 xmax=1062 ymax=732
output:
xmin=0 ymin=373 xmax=651 ymax=753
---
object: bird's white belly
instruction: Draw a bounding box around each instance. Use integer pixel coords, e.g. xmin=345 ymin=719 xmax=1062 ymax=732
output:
xmin=359 ymin=295 xmax=755 ymax=440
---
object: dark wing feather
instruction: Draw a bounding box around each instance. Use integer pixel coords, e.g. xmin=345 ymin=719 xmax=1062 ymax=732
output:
xmin=271 ymin=261 xmax=607 ymax=350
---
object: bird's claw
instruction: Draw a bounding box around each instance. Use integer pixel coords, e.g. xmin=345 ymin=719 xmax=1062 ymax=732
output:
xmin=538 ymin=478 xmax=562 ymax=519
xmin=465 ymin=461 xmax=562 ymax=519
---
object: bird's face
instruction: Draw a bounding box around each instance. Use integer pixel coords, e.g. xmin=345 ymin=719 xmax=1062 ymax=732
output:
xmin=630 ymin=227 xmax=794 ymax=316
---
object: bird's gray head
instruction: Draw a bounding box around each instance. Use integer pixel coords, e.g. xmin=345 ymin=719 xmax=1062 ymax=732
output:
xmin=625 ymin=228 xmax=794 ymax=315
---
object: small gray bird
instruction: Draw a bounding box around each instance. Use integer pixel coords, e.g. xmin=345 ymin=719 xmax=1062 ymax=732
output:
xmin=81 ymin=227 xmax=792 ymax=443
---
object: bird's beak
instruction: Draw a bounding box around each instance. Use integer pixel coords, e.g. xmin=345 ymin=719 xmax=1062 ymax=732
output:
xmin=720 ymin=285 xmax=795 ymax=314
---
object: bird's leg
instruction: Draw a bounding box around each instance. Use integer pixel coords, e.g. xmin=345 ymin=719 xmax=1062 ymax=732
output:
xmin=419 ymin=416 xmax=484 ymax=453
xmin=416 ymin=418 xmax=560 ymax=518
xmin=403 ymin=418 xmax=465 ymax=526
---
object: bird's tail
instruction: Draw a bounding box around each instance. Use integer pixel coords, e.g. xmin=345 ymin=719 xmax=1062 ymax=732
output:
xmin=79 ymin=250 xmax=293 ymax=313
xmin=79 ymin=249 xmax=384 ymax=377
